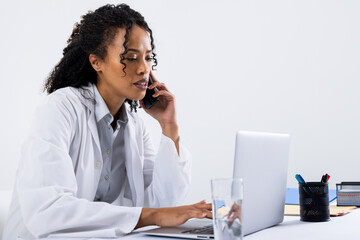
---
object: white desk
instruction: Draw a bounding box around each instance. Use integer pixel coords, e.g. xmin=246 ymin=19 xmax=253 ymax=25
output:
xmin=45 ymin=209 xmax=360 ymax=240
xmin=244 ymin=209 xmax=360 ymax=240
xmin=127 ymin=209 xmax=360 ymax=240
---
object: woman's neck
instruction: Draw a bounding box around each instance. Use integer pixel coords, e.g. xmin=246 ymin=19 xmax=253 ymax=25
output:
xmin=96 ymin=83 xmax=125 ymax=117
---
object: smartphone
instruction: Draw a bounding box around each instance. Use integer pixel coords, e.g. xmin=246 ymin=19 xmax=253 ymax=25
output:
xmin=142 ymin=75 xmax=159 ymax=109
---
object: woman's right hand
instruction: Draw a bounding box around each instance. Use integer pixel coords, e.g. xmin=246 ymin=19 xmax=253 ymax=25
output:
xmin=135 ymin=201 xmax=213 ymax=229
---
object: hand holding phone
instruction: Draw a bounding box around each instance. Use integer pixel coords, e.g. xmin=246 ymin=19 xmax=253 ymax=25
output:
xmin=142 ymin=75 xmax=159 ymax=109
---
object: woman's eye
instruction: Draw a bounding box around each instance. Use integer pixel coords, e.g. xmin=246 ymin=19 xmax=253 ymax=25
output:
xmin=125 ymin=58 xmax=137 ymax=62
xmin=146 ymin=57 xmax=154 ymax=62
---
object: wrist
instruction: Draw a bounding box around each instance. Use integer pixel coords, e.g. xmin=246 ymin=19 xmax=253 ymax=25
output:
xmin=160 ymin=122 xmax=179 ymax=140
xmin=135 ymin=208 xmax=156 ymax=229
xmin=159 ymin=122 xmax=180 ymax=155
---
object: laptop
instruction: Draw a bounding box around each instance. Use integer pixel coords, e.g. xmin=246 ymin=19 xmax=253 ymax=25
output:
xmin=141 ymin=130 xmax=290 ymax=239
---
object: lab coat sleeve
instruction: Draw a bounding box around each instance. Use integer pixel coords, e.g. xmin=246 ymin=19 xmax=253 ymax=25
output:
xmin=142 ymin=121 xmax=192 ymax=208
xmin=16 ymin=95 xmax=141 ymax=238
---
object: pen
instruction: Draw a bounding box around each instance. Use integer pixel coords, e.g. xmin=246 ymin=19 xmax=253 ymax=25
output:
xmin=321 ymin=174 xmax=326 ymax=183
xmin=321 ymin=173 xmax=330 ymax=183
xmin=295 ymin=174 xmax=306 ymax=184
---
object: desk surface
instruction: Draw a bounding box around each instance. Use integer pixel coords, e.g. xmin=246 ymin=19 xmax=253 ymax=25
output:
xmin=46 ymin=208 xmax=360 ymax=240
xmin=244 ymin=208 xmax=360 ymax=240
xmin=128 ymin=209 xmax=360 ymax=240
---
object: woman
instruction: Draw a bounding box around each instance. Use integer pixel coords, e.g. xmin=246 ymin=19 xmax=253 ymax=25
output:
xmin=3 ymin=4 xmax=211 ymax=239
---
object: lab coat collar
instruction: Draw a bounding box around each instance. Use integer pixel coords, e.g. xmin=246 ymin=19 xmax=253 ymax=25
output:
xmin=69 ymin=84 xmax=97 ymax=111
xmin=93 ymin=85 xmax=111 ymax=123
xmin=123 ymin=117 xmax=143 ymax=206
xmin=69 ymin=84 xmax=102 ymax=193
xmin=69 ymin=85 xmax=102 ymax=153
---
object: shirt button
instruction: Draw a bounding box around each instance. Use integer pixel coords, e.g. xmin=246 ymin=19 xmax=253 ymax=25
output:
xmin=94 ymin=161 xmax=101 ymax=169
xmin=106 ymin=149 xmax=110 ymax=154
xmin=104 ymin=175 xmax=109 ymax=180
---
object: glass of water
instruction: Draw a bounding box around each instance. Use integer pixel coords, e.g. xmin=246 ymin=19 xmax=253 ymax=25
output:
xmin=211 ymin=178 xmax=243 ymax=240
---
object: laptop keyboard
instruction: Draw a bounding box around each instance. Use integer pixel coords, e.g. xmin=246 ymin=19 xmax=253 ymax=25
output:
xmin=182 ymin=225 xmax=214 ymax=235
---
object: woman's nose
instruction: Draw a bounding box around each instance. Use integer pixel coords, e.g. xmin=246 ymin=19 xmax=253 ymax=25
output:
xmin=137 ymin=58 xmax=151 ymax=75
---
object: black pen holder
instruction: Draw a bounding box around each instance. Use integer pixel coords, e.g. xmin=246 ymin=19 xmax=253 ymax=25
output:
xmin=299 ymin=182 xmax=330 ymax=222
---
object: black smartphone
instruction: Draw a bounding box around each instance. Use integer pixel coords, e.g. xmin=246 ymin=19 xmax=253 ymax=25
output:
xmin=142 ymin=75 xmax=159 ymax=109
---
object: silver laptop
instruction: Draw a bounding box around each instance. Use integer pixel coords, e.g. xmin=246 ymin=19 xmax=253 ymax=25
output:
xmin=141 ymin=130 xmax=290 ymax=239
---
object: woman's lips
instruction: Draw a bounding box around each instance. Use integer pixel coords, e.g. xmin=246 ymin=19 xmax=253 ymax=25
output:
xmin=134 ymin=80 xmax=148 ymax=90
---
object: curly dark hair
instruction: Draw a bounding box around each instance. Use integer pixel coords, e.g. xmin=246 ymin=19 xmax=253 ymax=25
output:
xmin=43 ymin=4 xmax=157 ymax=111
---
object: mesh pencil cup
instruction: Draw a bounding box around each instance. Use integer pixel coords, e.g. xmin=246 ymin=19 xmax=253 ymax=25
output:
xmin=299 ymin=182 xmax=330 ymax=222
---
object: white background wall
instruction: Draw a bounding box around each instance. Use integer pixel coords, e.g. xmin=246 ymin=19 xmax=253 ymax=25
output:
xmin=0 ymin=0 xmax=359 ymax=204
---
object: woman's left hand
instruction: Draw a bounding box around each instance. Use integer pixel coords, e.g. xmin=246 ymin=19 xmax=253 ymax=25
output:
xmin=139 ymin=72 xmax=180 ymax=153
xmin=139 ymin=72 xmax=177 ymax=126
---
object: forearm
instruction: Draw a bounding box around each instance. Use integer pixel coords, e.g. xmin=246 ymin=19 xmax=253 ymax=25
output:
xmin=160 ymin=122 xmax=179 ymax=154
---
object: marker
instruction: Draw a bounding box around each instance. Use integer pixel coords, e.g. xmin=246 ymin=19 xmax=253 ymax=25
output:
xmin=295 ymin=174 xmax=302 ymax=183
xmin=297 ymin=174 xmax=306 ymax=183
xmin=321 ymin=174 xmax=326 ymax=183
xmin=295 ymin=174 xmax=306 ymax=184
xmin=321 ymin=173 xmax=330 ymax=183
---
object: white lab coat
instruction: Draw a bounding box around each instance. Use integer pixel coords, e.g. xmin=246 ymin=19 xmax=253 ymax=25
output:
xmin=3 ymin=84 xmax=191 ymax=239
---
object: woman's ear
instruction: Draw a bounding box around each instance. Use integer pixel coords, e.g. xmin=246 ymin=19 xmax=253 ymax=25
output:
xmin=89 ymin=54 xmax=102 ymax=72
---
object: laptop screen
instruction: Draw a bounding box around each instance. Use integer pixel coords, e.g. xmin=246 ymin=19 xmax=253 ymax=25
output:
xmin=233 ymin=131 xmax=290 ymax=235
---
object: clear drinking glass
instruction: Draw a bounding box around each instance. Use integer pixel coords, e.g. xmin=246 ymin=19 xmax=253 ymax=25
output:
xmin=211 ymin=178 xmax=243 ymax=240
